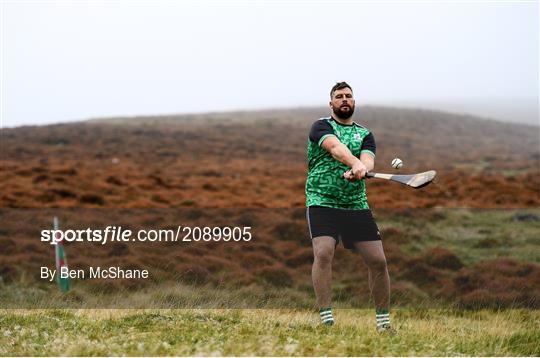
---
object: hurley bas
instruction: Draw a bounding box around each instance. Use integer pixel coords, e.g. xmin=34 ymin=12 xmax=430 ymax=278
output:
xmin=41 ymin=266 xmax=149 ymax=281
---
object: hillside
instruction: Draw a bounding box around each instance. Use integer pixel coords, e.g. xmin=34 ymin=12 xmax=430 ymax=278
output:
xmin=2 ymin=106 xmax=539 ymax=209
xmin=0 ymin=106 xmax=539 ymax=310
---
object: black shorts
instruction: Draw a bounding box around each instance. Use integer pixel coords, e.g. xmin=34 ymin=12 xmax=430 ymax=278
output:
xmin=306 ymin=206 xmax=381 ymax=249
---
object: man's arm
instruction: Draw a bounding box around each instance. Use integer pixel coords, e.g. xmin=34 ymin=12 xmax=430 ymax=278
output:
xmin=360 ymin=152 xmax=375 ymax=172
xmin=321 ymin=136 xmax=367 ymax=180
xmin=349 ymin=131 xmax=376 ymax=179
xmin=342 ymin=152 xmax=375 ymax=181
xmin=359 ymin=132 xmax=376 ymax=173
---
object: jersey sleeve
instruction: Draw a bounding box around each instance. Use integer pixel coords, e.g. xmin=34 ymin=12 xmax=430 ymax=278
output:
xmin=360 ymin=132 xmax=376 ymax=157
xmin=309 ymin=120 xmax=335 ymax=146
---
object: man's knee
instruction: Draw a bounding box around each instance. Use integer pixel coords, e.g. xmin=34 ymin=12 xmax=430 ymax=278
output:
xmin=313 ymin=241 xmax=335 ymax=265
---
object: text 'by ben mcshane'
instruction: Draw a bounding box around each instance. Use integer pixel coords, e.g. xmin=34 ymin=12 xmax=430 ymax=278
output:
xmin=41 ymin=266 xmax=149 ymax=281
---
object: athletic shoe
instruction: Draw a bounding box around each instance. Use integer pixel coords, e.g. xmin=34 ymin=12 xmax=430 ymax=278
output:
xmin=376 ymin=324 xmax=397 ymax=334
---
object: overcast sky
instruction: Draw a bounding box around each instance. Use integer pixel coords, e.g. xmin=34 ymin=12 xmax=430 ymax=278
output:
xmin=2 ymin=1 xmax=538 ymax=127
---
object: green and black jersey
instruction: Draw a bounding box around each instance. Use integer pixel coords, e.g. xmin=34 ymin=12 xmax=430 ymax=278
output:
xmin=305 ymin=117 xmax=376 ymax=209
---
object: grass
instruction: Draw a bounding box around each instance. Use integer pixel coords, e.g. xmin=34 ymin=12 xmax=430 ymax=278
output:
xmin=1 ymin=308 xmax=538 ymax=356
xmin=1 ymin=208 xmax=538 ymax=355
xmin=2 ymin=208 xmax=538 ymax=312
xmin=0 ymin=283 xmax=316 ymax=309
xmin=378 ymin=209 xmax=540 ymax=264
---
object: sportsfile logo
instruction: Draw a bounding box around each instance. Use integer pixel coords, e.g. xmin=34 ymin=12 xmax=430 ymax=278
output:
xmin=41 ymin=226 xmax=134 ymax=245
xmin=41 ymin=226 xmax=252 ymax=245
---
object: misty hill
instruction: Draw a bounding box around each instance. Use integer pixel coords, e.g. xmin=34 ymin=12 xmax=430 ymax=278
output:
xmin=1 ymin=106 xmax=539 ymax=208
xmin=1 ymin=106 xmax=539 ymax=310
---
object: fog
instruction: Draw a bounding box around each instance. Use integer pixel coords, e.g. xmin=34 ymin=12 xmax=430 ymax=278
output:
xmin=2 ymin=1 xmax=538 ymax=127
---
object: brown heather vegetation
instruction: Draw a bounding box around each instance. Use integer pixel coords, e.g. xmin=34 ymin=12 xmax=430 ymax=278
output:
xmin=1 ymin=106 xmax=539 ymax=209
xmin=1 ymin=106 xmax=539 ymax=308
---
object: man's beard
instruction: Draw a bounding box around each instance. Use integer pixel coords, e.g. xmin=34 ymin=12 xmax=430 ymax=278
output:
xmin=333 ymin=105 xmax=355 ymax=120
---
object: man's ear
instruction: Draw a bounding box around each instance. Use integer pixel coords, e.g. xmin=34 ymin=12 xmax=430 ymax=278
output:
xmin=329 ymin=101 xmax=333 ymax=109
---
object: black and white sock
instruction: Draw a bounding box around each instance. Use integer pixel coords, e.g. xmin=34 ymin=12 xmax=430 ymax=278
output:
xmin=376 ymin=308 xmax=390 ymax=328
xmin=319 ymin=307 xmax=334 ymax=325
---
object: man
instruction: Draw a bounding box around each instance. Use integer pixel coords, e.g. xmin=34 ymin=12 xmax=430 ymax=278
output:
xmin=305 ymin=82 xmax=393 ymax=333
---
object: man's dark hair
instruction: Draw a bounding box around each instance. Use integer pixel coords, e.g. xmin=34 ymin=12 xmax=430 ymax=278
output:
xmin=330 ymin=82 xmax=353 ymax=98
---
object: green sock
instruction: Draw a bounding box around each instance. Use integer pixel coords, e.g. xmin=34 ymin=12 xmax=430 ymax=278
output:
xmin=376 ymin=308 xmax=390 ymax=328
xmin=319 ymin=307 xmax=334 ymax=325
